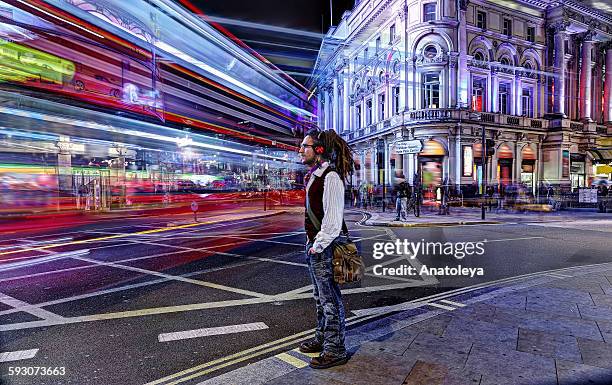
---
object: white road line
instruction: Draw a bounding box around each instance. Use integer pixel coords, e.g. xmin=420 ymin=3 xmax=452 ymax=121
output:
xmin=0 ymin=349 xmax=39 ymax=362
xmin=0 ymin=292 xmax=64 ymax=321
xmin=0 ymin=249 xmax=89 ymax=272
xmin=439 ymin=299 xmax=466 ymax=307
xmin=485 ymin=236 xmax=544 ymax=242
xmin=427 ymin=302 xmax=456 ymax=311
xmin=0 ymin=260 xmax=261 ymax=318
xmin=20 ymin=237 xmax=73 ymax=246
xmin=118 ymin=239 xmax=307 ymax=267
xmin=159 ymin=322 xmax=268 ymax=342
xmin=71 ymin=256 xmax=269 ymax=299
xmin=4 ymin=263 xmax=611 ymax=332
xmin=547 ymin=273 xmax=571 ymax=278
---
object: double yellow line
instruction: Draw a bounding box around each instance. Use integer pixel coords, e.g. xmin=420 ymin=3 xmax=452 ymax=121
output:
xmin=145 ymin=312 xmax=384 ymax=385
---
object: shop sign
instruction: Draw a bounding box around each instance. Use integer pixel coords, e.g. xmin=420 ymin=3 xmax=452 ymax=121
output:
xmin=394 ymin=140 xmax=423 ymax=154
xmin=462 ymin=146 xmax=473 ymax=177
xmin=578 ymin=188 xmax=598 ymax=203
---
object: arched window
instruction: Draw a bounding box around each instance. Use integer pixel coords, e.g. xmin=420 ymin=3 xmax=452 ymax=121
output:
xmin=523 ymin=62 xmax=532 ymax=70
xmin=424 ymin=45 xmax=438 ymax=59
xmin=500 ymin=57 xmax=510 ymax=67
xmin=474 ymin=52 xmax=485 ymax=62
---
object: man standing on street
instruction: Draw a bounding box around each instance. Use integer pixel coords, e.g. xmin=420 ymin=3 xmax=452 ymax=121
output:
xmin=297 ymin=128 xmax=354 ymax=369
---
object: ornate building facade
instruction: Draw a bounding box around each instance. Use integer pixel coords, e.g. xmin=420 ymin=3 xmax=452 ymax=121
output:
xmin=312 ymin=0 xmax=612 ymax=194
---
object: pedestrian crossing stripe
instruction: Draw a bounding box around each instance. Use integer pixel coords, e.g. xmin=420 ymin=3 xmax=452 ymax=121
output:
xmin=275 ymin=352 xmax=308 ymax=368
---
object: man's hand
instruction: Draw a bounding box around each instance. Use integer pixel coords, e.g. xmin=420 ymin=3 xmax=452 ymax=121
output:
xmin=308 ymin=247 xmax=317 ymax=255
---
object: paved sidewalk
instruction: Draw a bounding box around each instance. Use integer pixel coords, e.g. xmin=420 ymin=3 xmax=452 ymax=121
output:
xmin=363 ymin=206 xmax=610 ymax=227
xmin=201 ymin=263 xmax=612 ymax=385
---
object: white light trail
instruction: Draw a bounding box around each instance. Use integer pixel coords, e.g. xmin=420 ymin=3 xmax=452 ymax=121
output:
xmin=14 ymin=0 xmax=104 ymax=39
xmin=0 ymin=106 xmax=294 ymax=161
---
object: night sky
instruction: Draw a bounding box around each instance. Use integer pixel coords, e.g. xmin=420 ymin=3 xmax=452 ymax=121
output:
xmin=190 ymin=0 xmax=355 ymax=85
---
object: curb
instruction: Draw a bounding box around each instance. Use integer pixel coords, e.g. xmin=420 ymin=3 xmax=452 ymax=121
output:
xmin=367 ymin=220 xmax=503 ymax=227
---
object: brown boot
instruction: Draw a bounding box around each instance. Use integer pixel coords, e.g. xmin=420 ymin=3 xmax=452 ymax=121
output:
xmin=298 ymin=339 xmax=323 ymax=353
xmin=309 ymin=352 xmax=348 ymax=369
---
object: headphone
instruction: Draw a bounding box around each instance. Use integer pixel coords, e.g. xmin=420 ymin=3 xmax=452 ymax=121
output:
xmin=311 ymin=130 xmax=325 ymax=155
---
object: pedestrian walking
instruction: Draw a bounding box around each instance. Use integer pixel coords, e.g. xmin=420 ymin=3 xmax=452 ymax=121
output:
xmin=298 ymin=128 xmax=354 ymax=369
xmin=395 ymin=182 xmax=409 ymax=220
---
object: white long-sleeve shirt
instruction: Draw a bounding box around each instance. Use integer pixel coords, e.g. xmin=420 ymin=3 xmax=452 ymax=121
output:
xmin=305 ymin=162 xmax=345 ymax=253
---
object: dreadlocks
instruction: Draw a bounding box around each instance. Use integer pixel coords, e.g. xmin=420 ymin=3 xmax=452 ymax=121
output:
xmin=306 ymin=128 xmax=354 ymax=182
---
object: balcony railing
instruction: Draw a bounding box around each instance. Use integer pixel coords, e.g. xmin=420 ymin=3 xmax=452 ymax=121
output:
xmin=408 ymin=108 xmax=454 ymax=120
xmin=345 ymin=109 xmax=553 ymax=140
xmin=570 ymin=122 xmax=584 ymax=131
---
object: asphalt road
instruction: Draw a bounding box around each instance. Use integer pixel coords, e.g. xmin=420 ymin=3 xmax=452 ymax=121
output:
xmin=0 ymin=209 xmax=610 ymax=385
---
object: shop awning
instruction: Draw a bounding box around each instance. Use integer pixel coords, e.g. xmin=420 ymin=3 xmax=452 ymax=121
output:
xmin=588 ymin=148 xmax=612 ymax=163
xmin=596 ymin=164 xmax=612 ymax=174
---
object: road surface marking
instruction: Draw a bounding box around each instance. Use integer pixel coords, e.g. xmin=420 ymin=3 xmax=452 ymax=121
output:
xmin=144 ymin=312 xmax=381 ymax=385
xmin=0 ymin=260 xmax=261 ymax=317
xmin=0 ymin=249 xmax=89 ymax=272
xmin=547 ymin=273 xmax=571 ymax=278
xmin=291 ymin=348 xmax=319 ymax=358
xmin=118 ymin=239 xmax=308 ymax=268
xmin=0 ymin=212 xmax=284 ymax=257
xmin=426 ymin=302 xmax=456 ymax=311
xmin=485 ymin=236 xmax=544 ymax=242
xmin=0 ymin=349 xmax=39 ymax=362
xmin=159 ymin=322 xmax=268 ymax=342
xmin=275 ymin=352 xmax=308 ymax=368
xmin=0 ymin=292 xmax=63 ymax=321
xmin=440 ymin=299 xmax=466 ymax=307
xmin=71 ymin=256 xmax=269 ymax=298
xmin=149 ymin=262 xmax=612 ymax=385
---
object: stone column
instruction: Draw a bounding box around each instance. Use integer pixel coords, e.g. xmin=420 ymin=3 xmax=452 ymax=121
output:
xmin=552 ymin=23 xmax=568 ymax=116
xmin=343 ymin=72 xmax=350 ymax=132
xmin=454 ymin=132 xmax=462 ymax=187
xmin=515 ymin=76 xmax=523 ymax=116
xmin=580 ymin=33 xmax=595 ymax=121
xmin=333 ymin=77 xmax=339 ymax=131
xmin=457 ymin=0 xmax=469 ymax=107
xmin=605 ymin=46 xmax=612 ymax=122
xmin=449 ymin=52 xmax=458 ymax=108
xmin=491 ymin=70 xmax=499 ymax=113
xmin=593 ymin=46 xmax=603 ymax=123
xmin=407 ymin=60 xmax=415 ymax=110
xmin=371 ymin=146 xmax=377 ymax=183
xmin=385 ymin=141 xmax=391 ymax=186
xmin=407 ymin=153 xmax=415 ymax=185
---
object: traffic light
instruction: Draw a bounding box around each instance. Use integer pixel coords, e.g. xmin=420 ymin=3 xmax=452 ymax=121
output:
xmin=485 ymin=139 xmax=496 ymax=157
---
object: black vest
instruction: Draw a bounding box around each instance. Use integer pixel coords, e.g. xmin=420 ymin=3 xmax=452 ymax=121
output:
xmin=305 ymin=167 xmax=347 ymax=242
